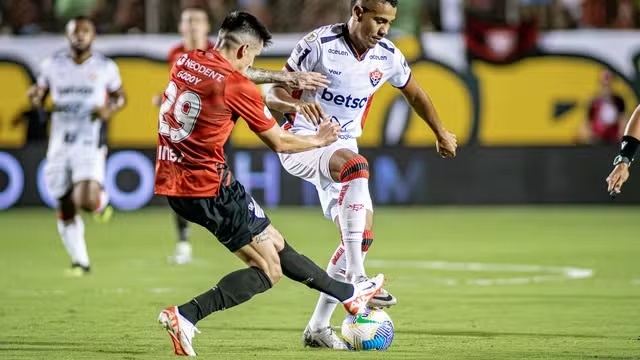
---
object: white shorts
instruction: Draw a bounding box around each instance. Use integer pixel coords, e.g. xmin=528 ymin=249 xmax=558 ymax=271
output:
xmin=44 ymin=144 xmax=107 ymax=199
xmin=279 ymin=135 xmax=359 ymax=220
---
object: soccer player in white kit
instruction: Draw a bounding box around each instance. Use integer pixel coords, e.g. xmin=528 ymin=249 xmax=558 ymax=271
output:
xmin=27 ymin=16 xmax=126 ymax=276
xmin=266 ymin=0 xmax=458 ymax=349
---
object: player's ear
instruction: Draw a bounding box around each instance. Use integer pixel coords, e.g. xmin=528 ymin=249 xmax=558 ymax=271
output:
xmin=237 ymin=44 xmax=249 ymax=60
xmin=354 ymin=5 xmax=364 ymax=21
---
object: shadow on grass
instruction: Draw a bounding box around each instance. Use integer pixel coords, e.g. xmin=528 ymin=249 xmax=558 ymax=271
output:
xmin=207 ymin=327 xmax=616 ymax=339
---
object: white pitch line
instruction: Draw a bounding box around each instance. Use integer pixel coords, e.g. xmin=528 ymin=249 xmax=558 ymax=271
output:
xmin=632 ymin=279 xmax=640 ymax=285
xmin=366 ymin=260 xmax=593 ymax=286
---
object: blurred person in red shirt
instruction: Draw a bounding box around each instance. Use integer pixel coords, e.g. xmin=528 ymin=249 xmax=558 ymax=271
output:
xmin=577 ymin=70 xmax=627 ymax=145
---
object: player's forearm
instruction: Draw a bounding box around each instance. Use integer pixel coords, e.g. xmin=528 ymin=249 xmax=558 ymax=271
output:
xmin=273 ymin=131 xmax=323 ymax=153
xmin=246 ymin=67 xmax=289 ymax=85
xmin=407 ymin=90 xmax=447 ymax=138
xmin=265 ymin=86 xmax=300 ymax=114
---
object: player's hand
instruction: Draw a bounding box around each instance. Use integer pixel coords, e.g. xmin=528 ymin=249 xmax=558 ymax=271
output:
xmin=93 ymin=105 xmax=115 ymax=122
xmin=294 ymin=101 xmax=326 ymax=125
xmin=606 ymin=163 xmax=630 ymax=195
xmin=27 ymin=85 xmax=45 ymax=107
xmin=315 ymin=120 xmax=340 ymax=146
xmin=286 ymin=71 xmax=330 ymax=91
xmin=436 ymin=130 xmax=457 ymax=158
xmin=151 ymin=93 xmax=163 ymax=107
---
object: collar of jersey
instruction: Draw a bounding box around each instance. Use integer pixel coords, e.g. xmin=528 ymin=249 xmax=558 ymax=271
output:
xmin=342 ymin=24 xmax=371 ymax=62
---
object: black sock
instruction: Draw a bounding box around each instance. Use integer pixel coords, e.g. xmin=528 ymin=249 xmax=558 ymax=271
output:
xmin=178 ymin=266 xmax=272 ymax=324
xmin=174 ymin=213 xmax=189 ymax=242
xmin=278 ymin=241 xmax=354 ymax=302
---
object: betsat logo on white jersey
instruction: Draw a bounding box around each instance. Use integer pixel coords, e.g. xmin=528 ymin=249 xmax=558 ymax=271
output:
xmin=321 ymin=88 xmax=369 ymax=109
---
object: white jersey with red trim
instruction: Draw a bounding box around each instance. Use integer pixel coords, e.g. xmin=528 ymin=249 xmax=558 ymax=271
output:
xmin=284 ymin=24 xmax=411 ymax=140
xmin=37 ymin=51 xmax=122 ymax=155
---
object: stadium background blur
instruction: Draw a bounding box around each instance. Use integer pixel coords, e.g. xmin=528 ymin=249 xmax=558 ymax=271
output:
xmin=1 ymin=1 xmax=640 ymax=359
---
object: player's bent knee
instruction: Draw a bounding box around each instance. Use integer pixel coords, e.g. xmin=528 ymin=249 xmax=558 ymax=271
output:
xmin=338 ymin=155 xmax=369 ymax=183
xmin=73 ymin=181 xmax=101 ymax=212
xmin=247 ymin=259 xmax=282 ymax=285
xmin=267 ymin=263 xmax=283 ymax=285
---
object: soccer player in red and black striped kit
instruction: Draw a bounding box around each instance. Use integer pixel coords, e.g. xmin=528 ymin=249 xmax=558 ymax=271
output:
xmin=154 ymin=12 xmax=385 ymax=356
xmin=157 ymin=7 xmax=333 ymax=264
xmin=607 ymin=104 xmax=640 ymax=195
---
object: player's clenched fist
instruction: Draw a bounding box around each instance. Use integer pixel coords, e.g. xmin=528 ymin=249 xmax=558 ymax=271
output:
xmin=295 ymin=101 xmax=326 ymax=125
xmin=315 ymin=120 xmax=340 ymax=146
xmin=436 ymin=131 xmax=457 ymax=158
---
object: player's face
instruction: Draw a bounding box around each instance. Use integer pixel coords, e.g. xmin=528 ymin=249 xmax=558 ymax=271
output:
xmin=179 ymin=9 xmax=210 ymax=41
xmin=353 ymin=1 xmax=397 ymax=49
xmin=66 ymin=20 xmax=95 ymax=53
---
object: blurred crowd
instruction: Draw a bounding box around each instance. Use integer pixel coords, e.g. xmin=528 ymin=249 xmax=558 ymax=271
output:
xmin=0 ymin=0 xmax=639 ymax=35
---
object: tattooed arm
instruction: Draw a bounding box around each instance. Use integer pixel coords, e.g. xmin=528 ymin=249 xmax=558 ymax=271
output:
xmin=245 ymin=67 xmax=329 ymax=90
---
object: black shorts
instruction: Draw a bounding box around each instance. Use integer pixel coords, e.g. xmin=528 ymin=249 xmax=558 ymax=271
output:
xmin=167 ymin=180 xmax=271 ymax=252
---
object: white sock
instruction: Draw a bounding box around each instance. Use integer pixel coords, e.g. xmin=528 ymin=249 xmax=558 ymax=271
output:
xmin=338 ymin=178 xmax=369 ymax=281
xmin=95 ymin=190 xmax=109 ymax=214
xmin=57 ymin=215 xmax=90 ymax=267
xmin=307 ymin=228 xmax=374 ymax=330
xmin=308 ymin=243 xmax=346 ymax=330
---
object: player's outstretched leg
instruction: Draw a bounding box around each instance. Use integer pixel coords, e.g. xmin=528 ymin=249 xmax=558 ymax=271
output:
xmin=158 ymin=225 xmax=384 ymax=356
xmin=170 ymin=212 xmax=192 ymax=265
xmin=56 ymin=191 xmax=90 ymax=276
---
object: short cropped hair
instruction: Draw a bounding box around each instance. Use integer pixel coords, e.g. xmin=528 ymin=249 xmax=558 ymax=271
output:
xmin=219 ymin=11 xmax=272 ymax=46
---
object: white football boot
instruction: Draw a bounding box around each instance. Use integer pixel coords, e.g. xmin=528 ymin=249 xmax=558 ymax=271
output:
xmin=367 ymin=288 xmax=397 ymax=308
xmin=158 ymin=306 xmax=200 ymax=356
xmin=342 ymin=274 xmax=385 ymax=315
xmin=302 ymin=325 xmax=347 ymax=349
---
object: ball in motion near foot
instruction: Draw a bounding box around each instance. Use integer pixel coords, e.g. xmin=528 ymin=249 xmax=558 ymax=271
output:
xmin=341 ymin=307 xmax=394 ymax=351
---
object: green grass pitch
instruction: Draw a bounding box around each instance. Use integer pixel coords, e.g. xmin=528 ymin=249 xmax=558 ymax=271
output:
xmin=0 ymin=207 xmax=639 ymax=359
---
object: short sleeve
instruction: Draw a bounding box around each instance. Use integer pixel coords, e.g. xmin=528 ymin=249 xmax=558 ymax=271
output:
xmin=105 ymin=60 xmax=123 ymax=92
xmin=285 ymin=31 xmax=321 ymax=72
xmin=225 ymin=73 xmax=277 ymax=133
xmin=389 ymin=48 xmax=412 ymax=89
xmin=36 ymin=58 xmax=51 ymax=88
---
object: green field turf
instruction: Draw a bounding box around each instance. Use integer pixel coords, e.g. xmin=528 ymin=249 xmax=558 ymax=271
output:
xmin=1 ymin=207 xmax=639 ymax=359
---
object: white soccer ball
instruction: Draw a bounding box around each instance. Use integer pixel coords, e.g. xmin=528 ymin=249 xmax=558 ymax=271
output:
xmin=341 ymin=308 xmax=395 ymax=351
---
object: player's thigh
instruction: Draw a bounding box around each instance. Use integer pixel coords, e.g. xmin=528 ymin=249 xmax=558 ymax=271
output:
xmin=44 ymin=156 xmax=73 ymax=201
xmin=278 ymin=146 xmax=325 ymax=188
xmin=233 ymin=225 xmax=284 ymax=284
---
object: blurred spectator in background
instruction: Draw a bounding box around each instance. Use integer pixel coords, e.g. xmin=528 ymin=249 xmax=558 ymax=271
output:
xmin=237 ymin=0 xmax=270 ymax=27
xmin=7 ymin=0 xmax=51 ymax=34
xmin=113 ymin=0 xmax=145 ymax=33
xmin=577 ymin=71 xmax=627 ymax=145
